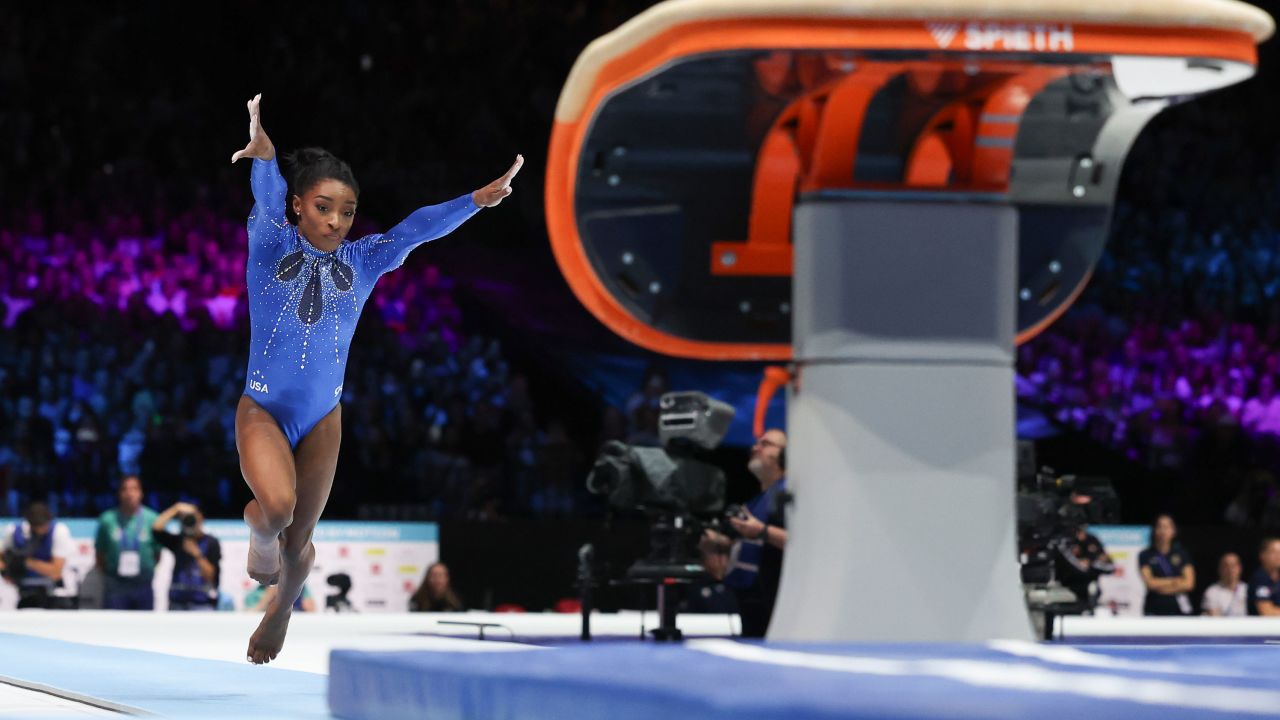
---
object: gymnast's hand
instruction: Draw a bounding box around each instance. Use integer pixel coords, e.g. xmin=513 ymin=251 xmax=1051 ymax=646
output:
xmin=472 ymin=155 xmax=524 ymax=207
xmin=230 ymin=93 xmax=276 ymax=163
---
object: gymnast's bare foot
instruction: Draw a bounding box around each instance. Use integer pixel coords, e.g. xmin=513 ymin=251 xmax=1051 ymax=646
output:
xmin=247 ymin=532 xmax=282 ymax=586
xmin=247 ymin=598 xmax=292 ymax=665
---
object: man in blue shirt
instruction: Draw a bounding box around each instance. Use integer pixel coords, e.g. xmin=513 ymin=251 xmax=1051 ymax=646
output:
xmin=702 ymin=428 xmax=788 ymax=638
xmin=1247 ymin=537 xmax=1280 ymax=616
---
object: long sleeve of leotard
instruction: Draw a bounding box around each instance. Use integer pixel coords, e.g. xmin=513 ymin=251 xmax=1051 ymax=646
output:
xmin=247 ymin=157 xmax=289 ymax=249
xmin=355 ymin=194 xmax=480 ymax=276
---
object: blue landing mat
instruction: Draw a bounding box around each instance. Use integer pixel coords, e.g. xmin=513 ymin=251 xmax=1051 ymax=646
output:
xmin=1064 ymin=636 xmax=1280 ymax=645
xmin=328 ymin=640 xmax=1280 ymax=720
xmin=0 ymin=632 xmax=327 ymax=719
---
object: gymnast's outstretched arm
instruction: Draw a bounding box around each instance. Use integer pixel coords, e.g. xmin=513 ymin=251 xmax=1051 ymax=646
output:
xmin=357 ymin=154 xmax=524 ymax=276
xmin=230 ymin=93 xmax=286 ymax=245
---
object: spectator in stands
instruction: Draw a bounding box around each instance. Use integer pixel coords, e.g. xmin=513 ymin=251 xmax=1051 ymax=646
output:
xmin=625 ymin=367 xmax=667 ymax=447
xmin=1224 ymin=471 xmax=1280 ymax=531
xmin=22 ymin=0 xmax=1280 ymax=536
xmin=152 ymin=501 xmax=222 ymax=611
xmin=95 ymin=475 xmax=159 ymax=610
xmin=1138 ymin=514 xmax=1196 ymax=615
xmin=1240 ymin=374 xmax=1279 ymax=432
xmin=1248 ymin=537 xmax=1280 ymax=616
xmin=0 ymin=257 xmax=552 ymax=521
xmin=1202 ymin=552 xmax=1248 ymax=617
xmin=0 ymin=502 xmax=74 ymax=608
xmin=409 ymin=562 xmax=464 ymax=612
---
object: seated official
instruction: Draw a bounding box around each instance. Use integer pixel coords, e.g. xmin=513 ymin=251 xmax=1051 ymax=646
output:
xmin=1202 ymin=552 xmax=1248 ymax=617
xmin=1248 ymin=537 xmax=1280 ymax=616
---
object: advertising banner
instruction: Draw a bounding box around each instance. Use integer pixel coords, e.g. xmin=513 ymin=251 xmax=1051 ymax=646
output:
xmin=0 ymin=518 xmax=437 ymax=613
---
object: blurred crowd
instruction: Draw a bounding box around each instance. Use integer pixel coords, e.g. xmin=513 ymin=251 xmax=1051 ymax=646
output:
xmin=1020 ymin=97 xmax=1280 ymax=530
xmin=0 ymin=1 xmax=690 ymax=521
xmin=5 ymin=1 xmax=1280 ymax=532
xmin=0 ymin=199 xmax=601 ymax=521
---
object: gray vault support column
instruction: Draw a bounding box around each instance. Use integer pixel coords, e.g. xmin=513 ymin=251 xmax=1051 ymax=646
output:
xmin=768 ymin=197 xmax=1033 ymax=642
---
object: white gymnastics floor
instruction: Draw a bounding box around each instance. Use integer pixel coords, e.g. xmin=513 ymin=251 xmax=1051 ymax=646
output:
xmin=4 ymin=610 xmax=1278 ymax=719
xmin=0 ymin=610 xmax=739 ymax=719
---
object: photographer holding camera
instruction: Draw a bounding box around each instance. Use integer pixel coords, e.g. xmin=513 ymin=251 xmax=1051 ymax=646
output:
xmin=153 ymin=501 xmax=222 ymax=611
xmin=701 ymin=428 xmax=788 ymax=638
xmin=0 ymin=502 xmax=74 ymax=609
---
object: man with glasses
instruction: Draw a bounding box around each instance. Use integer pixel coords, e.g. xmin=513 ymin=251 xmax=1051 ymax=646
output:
xmin=701 ymin=428 xmax=788 ymax=637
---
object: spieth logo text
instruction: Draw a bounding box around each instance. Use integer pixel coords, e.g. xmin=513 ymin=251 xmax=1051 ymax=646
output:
xmin=926 ymin=22 xmax=1075 ymax=52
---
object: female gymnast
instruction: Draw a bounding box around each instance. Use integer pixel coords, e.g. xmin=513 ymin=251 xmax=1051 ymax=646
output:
xmin=229 ymin=94 xmax=521 ymax=664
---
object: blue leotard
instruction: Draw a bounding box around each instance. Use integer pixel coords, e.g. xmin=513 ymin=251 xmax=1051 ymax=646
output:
xmin=243 ymin=157 xmax=479 ymax=447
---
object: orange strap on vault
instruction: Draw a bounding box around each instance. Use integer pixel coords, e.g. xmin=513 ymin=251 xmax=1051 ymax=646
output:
xmin=753 ymin=365 xmax=793 ymax=438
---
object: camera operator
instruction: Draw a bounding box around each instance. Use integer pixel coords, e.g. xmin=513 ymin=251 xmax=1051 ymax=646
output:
xmin=1052 ymin=513 xmax=1115 ymax=610
xmin=152 ymin=501 xmax=222 ymax=611
xmin=702 ymin=428 xmax=788 ymax=637
xmin=0 ymin=502 xmax=74 ymax=609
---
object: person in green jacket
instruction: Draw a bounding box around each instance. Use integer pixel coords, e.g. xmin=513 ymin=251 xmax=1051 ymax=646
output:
xmin=95 ymin=475 xmax=160 ymax=610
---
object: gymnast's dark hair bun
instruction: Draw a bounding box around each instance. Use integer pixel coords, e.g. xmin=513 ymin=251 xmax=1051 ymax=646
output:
xmin=283 ymin=147 xmax=360 ymax=223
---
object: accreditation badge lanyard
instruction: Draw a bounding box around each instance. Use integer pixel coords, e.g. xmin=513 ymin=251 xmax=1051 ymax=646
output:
xmin=1153 ymin=551 xmax=1192 ymax=614
xmin=117 ymin=514 xmax=143 ymax=578
xmin=1152 ymin=550 xmax=1175 ymax=576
